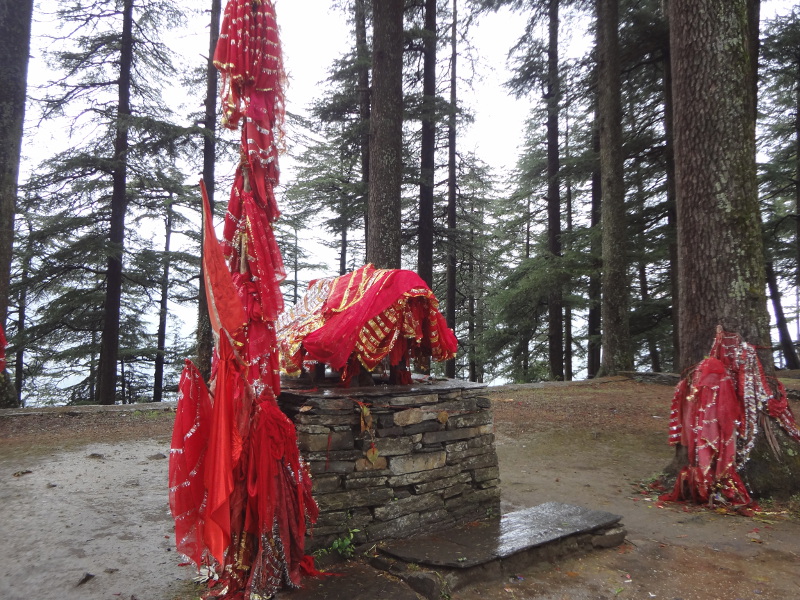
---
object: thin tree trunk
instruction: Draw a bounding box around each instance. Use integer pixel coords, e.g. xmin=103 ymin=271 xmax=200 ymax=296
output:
xmin=355 ymin=0 xmax=371 ymax=236
xmin=445 ymin=0 xmax=458 ymax=379
xmin=795 ymin=58 xmax=800 ymax=329
xmin=366 ymin=0 xmax=404 ymax=269
xmin=197 ymin=0 xmax=222 ymax=382
xmin=661 ymin=19 xmax=680 ymax=371
xmin=766 ymin=261 xmax=800 ymax=369
xmin=564 ymin=101 xmax=573 ymax=381
xmin=153 ymin=202 xmax=173 ymax=403
xmin=546 ymin=0 xmax=563 ymax=381
xmin=339 ymin=209 xmax=348 ymax=275
xmin=468 ymin=232 xmax=477 ymax=382
xmin=587 ymin=116 xmax=602 ymax=378
xmin=13 ymin=234 xmax=31 ymax=406
xmin=564 ymin=164 xmax=573 ymax=381
xmin=597 ymin=0 xmax=631 ymax=375
xmin=97 ymin=0 xmax=134 ymax=405
xmin=0 ymin=0 xmax=34 ymax=335
xmin=418 ymin=0 xmax=436 ymax=286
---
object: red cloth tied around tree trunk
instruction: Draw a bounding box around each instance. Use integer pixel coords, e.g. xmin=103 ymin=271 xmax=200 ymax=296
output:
xmin=663 ymin=329 xmax=800 ymax=508
xmin=662 ymin=357 xmax=751 ymax=506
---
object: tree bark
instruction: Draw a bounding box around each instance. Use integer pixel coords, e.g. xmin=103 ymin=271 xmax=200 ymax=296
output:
xmin=418 ymin=0 xmax=436 ymax=287
xmin=587 ymin=115 xmax=602 ymax=378
xmin=97 ymin=0 xmax=134 ymax=405
xmin=669 ymin=0 xmax=769 ymax=371
xmin=597 ymin=0 xmax=632 ymax=375
xmin=355 ymin=0 xmax=371 ymax=239
xmin=0 ymin=0 xmax=34 ymax=334
xmin=661 ymin=13 xmax=680 ymax=371
xmin=197 ymin=0 xmax=222 ymax=382
xmin=546 ymin=0 xmax=563 ymax=381
xmin=366 ymin=0 xmax=404 ymax=269
xmin=445 ymin=0 xmax=458 ymax=379
xmin=153 ymin=203 xmax=174 ymax=403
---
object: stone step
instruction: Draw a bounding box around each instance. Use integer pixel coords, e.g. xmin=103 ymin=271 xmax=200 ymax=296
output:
xmin=279 ymin=502 xmax=625 ymax=600
xmin=374 ymin=502 xmax=625 ymax=596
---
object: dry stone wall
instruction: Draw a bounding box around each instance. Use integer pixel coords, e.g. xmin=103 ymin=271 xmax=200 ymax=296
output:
xmin=278 ymin=381 xmax=501 ymax=551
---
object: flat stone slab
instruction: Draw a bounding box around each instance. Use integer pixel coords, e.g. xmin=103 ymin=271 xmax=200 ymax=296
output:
xmin=379 ymin=502 xmax=622 ymax=569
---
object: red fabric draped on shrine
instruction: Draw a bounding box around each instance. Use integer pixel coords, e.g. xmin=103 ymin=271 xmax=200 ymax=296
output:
xmin=169 ymin=2 xmax=319 ymax=597
xmin=278 ymin=264 xmax=458 ymax=382
xmin=662 ymin=329 xmax=800 ymax=509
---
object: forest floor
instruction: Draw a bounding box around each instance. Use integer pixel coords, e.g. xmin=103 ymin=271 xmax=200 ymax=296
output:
xmin=1 ymin=376 xmax=800 ymax=600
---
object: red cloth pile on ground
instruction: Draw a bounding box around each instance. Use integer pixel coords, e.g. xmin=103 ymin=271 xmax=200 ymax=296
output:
xmin=663 ymin=328 xmax=800 ymax=508
xmin=277 ymin=264 xmax=458 ymax=384
xmin=169 ymin=2 xmax=319 ymax=598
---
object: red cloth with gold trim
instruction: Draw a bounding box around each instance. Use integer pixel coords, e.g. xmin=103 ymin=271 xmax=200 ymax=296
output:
xmin=277 ymin=264 xmax=458 ymax=381
xmin=169 ymin=2 xmax=320 ymax=598
xmin=663 ymin=329 xmax=800 ymax=509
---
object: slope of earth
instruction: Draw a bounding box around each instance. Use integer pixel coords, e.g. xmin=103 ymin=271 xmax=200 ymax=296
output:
xmin=1 ymin=377 xmax=800 ymax=600
xmin=459 ymin=377 xmax=800 ymax=600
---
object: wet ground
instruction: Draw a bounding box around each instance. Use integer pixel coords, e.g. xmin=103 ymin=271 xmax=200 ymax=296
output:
xmin=2 ymin=378 xmax=800 ymax=599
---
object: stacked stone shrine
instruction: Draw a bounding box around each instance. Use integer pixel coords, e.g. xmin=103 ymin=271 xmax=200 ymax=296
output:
xmin=278 ymin=378 xmax=501 ymax=551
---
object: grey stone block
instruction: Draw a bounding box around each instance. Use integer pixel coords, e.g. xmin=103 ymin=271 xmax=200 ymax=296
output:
xmin=316 ymin=487 xmax=395 ymax=512
xmin=298 ymin=430 xmax=354 ymax=452
xmin=374 ymin=493 xmax=444 ymax=521
xmin=388 ymin=451 xmax=447 ymax=475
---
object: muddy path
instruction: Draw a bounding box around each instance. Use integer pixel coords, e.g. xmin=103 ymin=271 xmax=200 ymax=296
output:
xmin=2 ymin=378 xmax=800 ymax=600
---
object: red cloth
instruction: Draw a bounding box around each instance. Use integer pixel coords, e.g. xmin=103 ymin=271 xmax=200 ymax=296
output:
xmin=663 ymin=357 xmax=751 ymax=506
xmin=663 ymin=329 xmax=800 ymax=508
xmin=201 ymin=180 xmax=246 ymax=339
xmin=285 ymin=264 xmax=458 ymax=377
xmin=170 ymin=3 xmax=320 ymax=597
xmin=169 ymin=360 xmax=213 ymax=568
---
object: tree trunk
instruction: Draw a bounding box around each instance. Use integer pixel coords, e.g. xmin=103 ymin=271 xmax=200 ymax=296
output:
xmin=418 ymin=0 xmax=436 ymax=287
xmin=766 ymin=261 xmax=800 ymax=369
xmin=564 ymin=104 xmax=574 ymax=382
xmin=668 ymin=0 xmax=800 ymax=497
xmin=97 ymin=0 xmax=134 ymax=405
xmin=355 ymin=0 xmax=371 ymax=237
xmin=661 ymin=20 xmax=680 ymax=371
xmin=597 ymin=0 xmax=631 ymax=375
xmin=153 ymin=203 xmax=174 ymax=403
xmin=564 ymin=171 xmax=573 ymax=382
xmin=0 ymin=0 xmax=34 ymax=334
xmin=587 ymin=116 xmax=602 ymax=378
xmin=445 ymin=0 xmax=458 ymax=379
xmin=669 ymin=0 xmax=769 ymax=370
xmin=546 ymin=0 xmax=563 ymax=381
xmin=13 ymin=231 xmax=31 ymax=406
xmin=366 ymin=0 xmax=404 ymax=269
xmin=197 ymin=0 xmax=222 ymax=382
xmin=795 ymin=57 xmax=800 ymax=332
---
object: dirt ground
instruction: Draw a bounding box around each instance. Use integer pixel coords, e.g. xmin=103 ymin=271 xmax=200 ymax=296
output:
xmin=2 ymin=377 xmax=800 ymax=600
